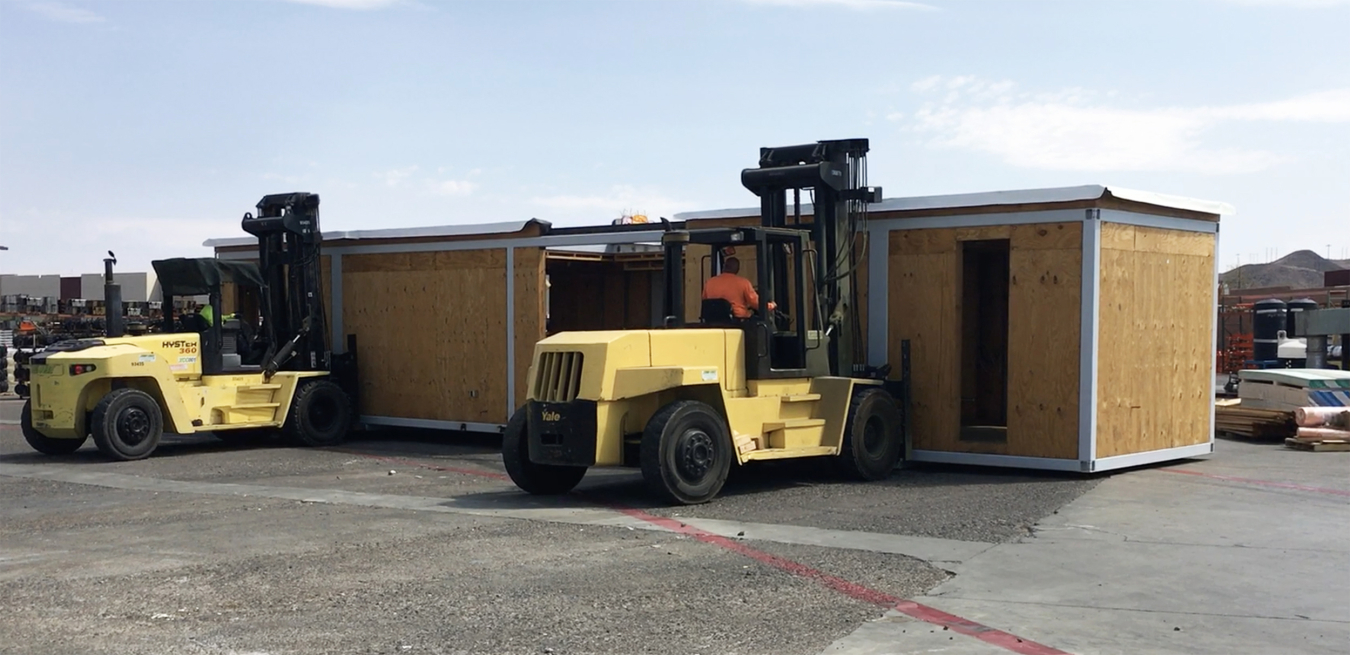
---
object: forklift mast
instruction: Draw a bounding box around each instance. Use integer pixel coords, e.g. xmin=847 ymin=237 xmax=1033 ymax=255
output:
xmin=240 ymin=192 xmax=329 ymax=376
xmin=740 ymin=139 xmax=882 ymax=377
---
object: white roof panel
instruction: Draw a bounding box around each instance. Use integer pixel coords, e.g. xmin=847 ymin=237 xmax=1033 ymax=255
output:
xmin=673 ymin=185 xmax=1234 ymax=221
xmin=203 ymin=219 xmax=542 ymax=249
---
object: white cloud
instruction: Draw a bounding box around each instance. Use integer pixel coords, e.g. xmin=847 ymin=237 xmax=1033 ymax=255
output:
xmin=431 ymin=179 xmax=477 ymax=196
xmin=532 ymin=185 xmax=697 ymax=222
xmin=896 ymin=76 xmax=1350 ymax=174
xmin=27 ymin=2 xmax=105 ymax=24
xmin=279 ymin=0 xmax=402 ymax=9
xmin=376 ymin=165 xmax=418 ymax=187
xmin=741 ymin=0 xmax=936 ymax=10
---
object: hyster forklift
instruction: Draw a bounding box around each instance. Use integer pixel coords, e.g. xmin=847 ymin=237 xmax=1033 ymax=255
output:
xmin=20 ymin=193 xmax=357 ymax=461
xmin=504 ymin=139 xmax=908 ymax=504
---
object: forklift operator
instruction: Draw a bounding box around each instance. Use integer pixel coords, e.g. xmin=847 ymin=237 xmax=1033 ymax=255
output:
xmin=702 ymin=256 xmax=776 ymax=319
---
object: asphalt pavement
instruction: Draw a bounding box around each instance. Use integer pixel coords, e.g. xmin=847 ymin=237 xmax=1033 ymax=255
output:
xmin=0 ymin=397 xmax=1093 ymax=655
xmin=7 ymin=397 xmax=1339 ymax=655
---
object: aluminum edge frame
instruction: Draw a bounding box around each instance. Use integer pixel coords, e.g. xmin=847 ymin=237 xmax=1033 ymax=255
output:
xmin=1209 ymin=224 xmax=1219 ymax=453
xmin=909 ymin=450 xmax=1083 ymax=472
xmin=1088 ymin=442 xmax=1215 ymax=472
xmin=362 ymin=415 xmax=505 ymax=434
xmin=1097 ymin=209 xmax=1219 ymax=234
xmin=506 ymin=246 xmax=516 ymax=420
xmin=1079 ymin=209 xmax=1101 ymax=471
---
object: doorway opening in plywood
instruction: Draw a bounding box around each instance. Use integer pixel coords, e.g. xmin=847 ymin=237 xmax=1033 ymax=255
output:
xmin=544 ymin=251 xmax=662 ymax=335
xmin=960 ymin=239 xmax=1010 ymax=443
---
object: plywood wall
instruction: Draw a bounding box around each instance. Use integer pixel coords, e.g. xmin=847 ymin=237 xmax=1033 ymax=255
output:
xmin=888 ymin=222 xmax=1082 ymax=459
xmin=1096 ymin=223 xmax=1214 ymax=457
xmin=341 ymin=249 xmax=514 ymax=424
xmin=514 ymin=248 xmax=545 ymax=410
xmin=548 ymin=260 xmax=655 ymax=333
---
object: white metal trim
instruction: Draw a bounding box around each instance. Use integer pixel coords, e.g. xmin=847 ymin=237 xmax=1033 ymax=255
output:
xmin=1080 ymin=210 xmax=1101 ymax=464
xmin=673 ymin=185 xmax=1233 ymax=222
xmin=506 ymin=247 xmax=516 ymax=419
xmin=330 ymin=253 xmax=343 ymax=354
xmin=203 ymin=219 xmax=541 ymax=249
xmin=866 ymin=208 xmax=1087 ymax=231
xmin=910 ymin=450 xmax=1085 ymax=472
xmin=1089 ymin=442 xmax=1214 ymax=472
xmin=1209 ymin=226 xmax=1220 ymax=449
xmin=324 ymin=230 xmax=667 ymax=257
xmin=1097 ymin=210 xmax=1218 ymax=234
xmin=360 ymin=415 xmax=505 ymax=434
xmin=867 ymin=227 xmax=888 ymax=366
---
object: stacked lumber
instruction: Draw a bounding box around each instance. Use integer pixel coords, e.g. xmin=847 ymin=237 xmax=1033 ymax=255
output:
xmin=1214 ymin=398 xmax=1296 ymax=440
xmin=1285 ymin=406 xmax=1350 ymax=452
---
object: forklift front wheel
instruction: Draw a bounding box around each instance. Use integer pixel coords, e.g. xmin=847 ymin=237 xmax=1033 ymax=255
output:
xmin=91 ymin=388 xmax=164 ymax=461
xmin=21 ymin=401 xmax=87 ymax=456
xmin=502 ymin=406 xmax=588 ymax=495
xmin=836 ymin=387 xmax=904 ymax=481
xmin=641 ymin=400 xmax=732 ymax=505
xmin=285 ymin=380 xmax=353 ymax=448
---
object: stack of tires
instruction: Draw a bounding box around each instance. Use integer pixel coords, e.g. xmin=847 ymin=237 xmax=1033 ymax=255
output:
xmin=1 ymin=344 xmax=10 ymax=394
xmin=12 ymin=347 xmax=35 ymax=398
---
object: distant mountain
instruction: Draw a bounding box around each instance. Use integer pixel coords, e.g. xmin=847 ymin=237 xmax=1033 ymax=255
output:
xmin=1221 ymin=250 xmax=1347 ymax=291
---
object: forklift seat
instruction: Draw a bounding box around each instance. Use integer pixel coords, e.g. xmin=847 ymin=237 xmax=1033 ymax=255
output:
xmin=699 ymin=299 xmax=738 ymax=326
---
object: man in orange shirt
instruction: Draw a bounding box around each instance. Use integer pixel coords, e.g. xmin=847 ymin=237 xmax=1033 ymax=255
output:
xmin=702 ymin=257 xmax=775 ymax=319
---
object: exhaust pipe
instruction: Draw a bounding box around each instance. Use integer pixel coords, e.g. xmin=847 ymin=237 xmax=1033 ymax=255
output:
xmin=104 ymin=251 xmax=124 ymax=338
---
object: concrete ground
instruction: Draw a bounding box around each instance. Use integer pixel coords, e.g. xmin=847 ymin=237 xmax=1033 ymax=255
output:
xmin=1 ymin=397 xmax=1345 ymax=655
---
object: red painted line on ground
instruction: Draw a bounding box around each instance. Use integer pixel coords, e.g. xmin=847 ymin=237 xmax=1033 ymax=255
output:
xmin=1162 ymin=468 xmax=1350 ymax=497
xmin=608 ymin=505 xmax=1071 ymax=655
xmin=336 ymin=448 xmax=1070 ymax=654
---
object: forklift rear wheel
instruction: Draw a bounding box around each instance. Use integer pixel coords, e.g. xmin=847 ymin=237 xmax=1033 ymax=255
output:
xmin=91 ymin=389 xmax=164 ymax=461
xmin=502 ymin=406 xmax=588 ymax=495
xmin=836 ymin=387 xmax=903 ymax=481
xmin=21 ymin=400 xmax=87 ymax=455
xmin=285 ymin=380 xmax=353 ymax=448
xmin=641 ymin=400 xmax=732 ymax=505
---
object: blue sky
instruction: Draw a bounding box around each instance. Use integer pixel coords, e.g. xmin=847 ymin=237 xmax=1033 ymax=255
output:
xmin=1 ymin=0 xmax=1347 ymax=276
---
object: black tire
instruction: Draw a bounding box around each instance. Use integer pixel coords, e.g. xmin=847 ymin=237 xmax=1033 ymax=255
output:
xmin=836 ymin=387 xmax=904 ymax=481
xmin=641 ymin=400 xmax=732 ymax=505
xmin=284 ymin=379 xmax=353 ymax=447
xmin=21 ymin=400 xmax=87 ymax=455
xmin=91 ymin=388 xmax=164 ymax=461
xmin=502 ymin=406 xmax=588 ymax=495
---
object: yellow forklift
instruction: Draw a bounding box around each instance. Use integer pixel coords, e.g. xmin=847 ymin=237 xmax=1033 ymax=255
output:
xmin=20 ymin=193 xmax=358 ymax=461
xmin=504 ymin=139 xmax=909 ymax=504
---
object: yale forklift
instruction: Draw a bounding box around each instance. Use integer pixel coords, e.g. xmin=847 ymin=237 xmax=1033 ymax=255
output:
xmin=20 ymin=192 xmax=358 ymax=461
xmin=504 ymin=139 xmax=908 ymax=504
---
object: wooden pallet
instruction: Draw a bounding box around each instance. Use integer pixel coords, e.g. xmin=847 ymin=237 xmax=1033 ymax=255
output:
xmin=1284 ymin=438 xmax=1350 ymax=452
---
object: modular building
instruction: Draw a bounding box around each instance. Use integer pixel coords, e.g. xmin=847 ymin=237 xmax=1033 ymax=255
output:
xmin=208 ymin=184 xmax=1228 ymax=472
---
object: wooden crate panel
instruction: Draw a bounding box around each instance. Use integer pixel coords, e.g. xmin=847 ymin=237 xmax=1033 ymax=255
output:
xmin=342 ymin=249 xmax=511 ymax=424
xmin=1097 ymin=224 xmax=1215 ymax=457
xmin=514 ymin=248 xmax=545 ymax=410
xmin=1006 ymin=246 xmax=1081 ymax=458
xmin=889 ymin=224 xmax=1081 ymax=458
